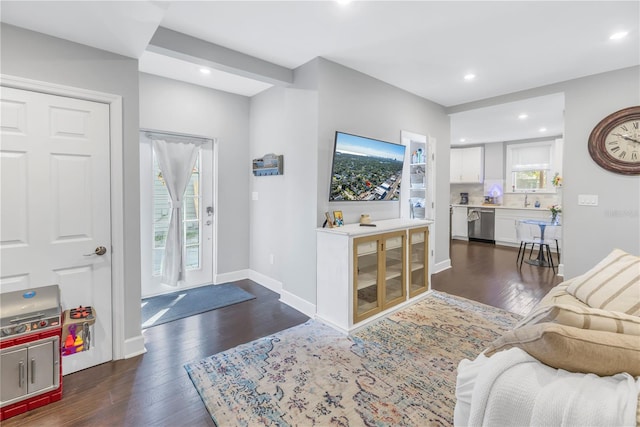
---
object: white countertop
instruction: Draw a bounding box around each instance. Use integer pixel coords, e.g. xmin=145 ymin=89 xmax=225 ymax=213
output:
xmin=450 ymin=204 xmax=549 ymax=211
xmin=317 ymin=218 xmax=433 ymax=236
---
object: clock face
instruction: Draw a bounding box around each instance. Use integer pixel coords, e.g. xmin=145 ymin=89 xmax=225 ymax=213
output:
xmin=604 ymin=119 xmax=640 ymax=164
xmin=589 ymin=106 xmax=640 ymax=175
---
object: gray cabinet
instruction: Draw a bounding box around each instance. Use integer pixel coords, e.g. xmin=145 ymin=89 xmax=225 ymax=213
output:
xmin=0 ymin=337 xmax=59 ymax=407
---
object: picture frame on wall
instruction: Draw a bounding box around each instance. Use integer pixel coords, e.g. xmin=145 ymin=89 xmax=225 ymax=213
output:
xmin=333 ymin=210 xmax=344 ymax=227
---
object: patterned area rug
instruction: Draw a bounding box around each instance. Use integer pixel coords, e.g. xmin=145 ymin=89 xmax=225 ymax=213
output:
xmin=185 ymin=291 xmax=521 ymax=426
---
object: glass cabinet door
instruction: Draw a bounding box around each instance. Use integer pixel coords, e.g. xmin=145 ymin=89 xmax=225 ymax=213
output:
xmin=382 ymin=231 xmax=406 ymax=308
xmin=409 ymin=227 xmax=429 ymax=297
xmin=353 ymin=236 xmax=382 ymax=322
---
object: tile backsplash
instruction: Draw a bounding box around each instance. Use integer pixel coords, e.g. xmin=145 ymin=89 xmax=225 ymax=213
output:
xmin=450 ymin=183 xmax=561 ymax=208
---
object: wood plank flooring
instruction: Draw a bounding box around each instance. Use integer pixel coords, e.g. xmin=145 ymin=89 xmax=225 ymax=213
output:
xmin=4 ymin=242 xmax=562 ymax=426
xmin=432 ymin=239 xmax=563 ymax=316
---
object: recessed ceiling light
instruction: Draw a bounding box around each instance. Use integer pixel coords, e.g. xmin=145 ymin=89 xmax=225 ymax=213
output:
xmin=336 ymin=0 xmax=352 ymax=5
xmin=518 ymin=114 xmax=528 ymax=120
xmin=460 ymin=138 xmax=466 ymax=142
xmin=610 ymin=31 xmax=628 ymax=40
xmin=463 ymin=74 xmax=476 ymax=81
xmin=539 ymin=127 xmax=547 ymax=132
xmin=200 ymin=68 xmax=211 ymax=75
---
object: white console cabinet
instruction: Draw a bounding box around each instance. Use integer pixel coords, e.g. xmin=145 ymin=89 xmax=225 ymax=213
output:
xmin=316 ymin=219 xmax=432 ymax=333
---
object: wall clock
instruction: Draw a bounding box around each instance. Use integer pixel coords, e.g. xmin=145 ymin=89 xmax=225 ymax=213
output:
xmin=588 ymin=106 xmax=640 ymax=175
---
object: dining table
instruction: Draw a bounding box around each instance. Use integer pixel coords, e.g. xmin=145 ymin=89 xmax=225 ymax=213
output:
xmin=522 ymin=219 xmax=560 ymax=268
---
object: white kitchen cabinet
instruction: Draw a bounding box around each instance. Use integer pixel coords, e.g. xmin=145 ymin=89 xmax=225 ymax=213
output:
xmin=316 ymin=219 xmax=432 ymax=333
xmin=451 ymin=206 xmax=469 ymax=239
xmin=494 ymin=208 xmax=553 ymax=245
xmin=450 ymin=147 xmax=484 ymax=183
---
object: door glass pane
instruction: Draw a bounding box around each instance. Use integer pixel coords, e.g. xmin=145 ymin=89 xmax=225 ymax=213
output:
xmin=384 ymin=235 xmax=404 ymax=303
xmin=410 ymin=230 xmax=426 ymax=294
xmin=356 ymin=240 xmax=378 ymax=316
xmin=152 ymin=150 xmax=202 ymax=275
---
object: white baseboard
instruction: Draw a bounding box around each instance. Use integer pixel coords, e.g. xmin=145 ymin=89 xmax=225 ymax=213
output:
xmin=433 ymin=258 xmax=452 ymax=274
xmin=280 ymin=289 xmax=316 ymax=318
xmin=247 ymin=270 xmax=283 ymax=294
xmin=123 ymin=335 xmax=146 ymax=359
xmin=215 ymin=269 xmax=251 ymax=284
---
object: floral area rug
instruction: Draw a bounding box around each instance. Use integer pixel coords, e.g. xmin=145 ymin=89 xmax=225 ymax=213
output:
xmin=184 ymin=291 xmax=521 ymax=426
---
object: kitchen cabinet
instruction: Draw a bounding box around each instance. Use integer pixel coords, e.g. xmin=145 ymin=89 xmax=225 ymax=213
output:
xmin=450 ymin=147 xmax=484 ymax=183
xmin=316 ymin=219 xmax=432 ymax=333
xmin=494 ymin=208 xmax=554 ymax=245
xmin=451 ymin=206 xmax=469 ymax=239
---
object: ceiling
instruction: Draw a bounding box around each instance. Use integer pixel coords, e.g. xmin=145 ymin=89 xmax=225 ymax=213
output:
xmin=2 ymin=1 xmax=638 ymax=144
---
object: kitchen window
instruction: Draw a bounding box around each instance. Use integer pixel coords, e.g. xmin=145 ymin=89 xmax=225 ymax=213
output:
xmin=506 ymin=140 xmax=557 ymax=193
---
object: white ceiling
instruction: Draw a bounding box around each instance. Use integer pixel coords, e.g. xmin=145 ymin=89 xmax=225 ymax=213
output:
xmin=2 ymin=1 xmax=638 ymax=144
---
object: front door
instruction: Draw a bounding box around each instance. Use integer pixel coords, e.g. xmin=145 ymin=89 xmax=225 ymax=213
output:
xmin=0 ymin=87 xmax=112 ymax=375
xmin=140 ymin=133 xmax=214 ymax=298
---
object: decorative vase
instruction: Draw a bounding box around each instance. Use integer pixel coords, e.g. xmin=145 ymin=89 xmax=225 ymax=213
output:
xmin=550 ymin=213 xmax=558 ymax=224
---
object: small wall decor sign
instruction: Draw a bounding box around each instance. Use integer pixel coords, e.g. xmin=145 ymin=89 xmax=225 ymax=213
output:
xmin=252 ymin=153 xmax=284 ymax=176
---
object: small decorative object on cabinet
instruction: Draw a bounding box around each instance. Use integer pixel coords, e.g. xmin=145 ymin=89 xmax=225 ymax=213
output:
xmin=316 ymin=218 xmax=432 ymax=333
xmin=333 ymin=210 xmax=344 ymax=226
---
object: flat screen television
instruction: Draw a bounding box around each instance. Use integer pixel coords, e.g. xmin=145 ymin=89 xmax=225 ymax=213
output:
xmin=329 ymin=131 xmax=406 ymax=201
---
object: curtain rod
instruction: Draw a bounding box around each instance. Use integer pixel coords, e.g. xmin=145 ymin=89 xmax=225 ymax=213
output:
xmin=140 ymin=128 xmax=215 ymax=144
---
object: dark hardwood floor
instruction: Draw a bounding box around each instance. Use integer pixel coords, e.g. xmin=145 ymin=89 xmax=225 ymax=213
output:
xmin=4 ymin=241 xmax=562 ymax=426
xmin=432 ymin=239 xmax=563 ymax=316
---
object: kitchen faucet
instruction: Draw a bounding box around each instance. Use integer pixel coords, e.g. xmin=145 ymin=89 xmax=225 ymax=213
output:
xmin=524 ymin=192 xmax=530 ymax=207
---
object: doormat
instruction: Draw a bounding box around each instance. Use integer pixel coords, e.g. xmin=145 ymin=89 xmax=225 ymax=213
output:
xmin=141 ymin=283 xmax=255 ymax=328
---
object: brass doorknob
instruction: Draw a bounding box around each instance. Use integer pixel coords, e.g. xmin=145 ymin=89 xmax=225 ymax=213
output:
xmin=84 ymin=246 xmax=107 ymax=256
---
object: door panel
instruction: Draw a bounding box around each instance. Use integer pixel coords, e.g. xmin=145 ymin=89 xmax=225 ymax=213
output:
xmin=0 ymin=87 xmax=112 ymax=374
xmin=140 ymin=133 xmax=214 ymax=298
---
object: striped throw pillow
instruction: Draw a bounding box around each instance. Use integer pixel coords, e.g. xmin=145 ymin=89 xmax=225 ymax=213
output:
xmin=566 ymin=249 xmax=640 ymax=316
xmin=517 ymin=303 xmax=640 ymax=336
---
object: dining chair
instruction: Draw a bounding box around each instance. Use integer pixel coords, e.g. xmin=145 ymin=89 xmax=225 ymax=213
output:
xmin=515 ymin=220 xmax=538 ymax=268
xmin=529 ymin=223 xmax=561 ymax=273
xmin=542 ymin=224 xmax=561 ymax=265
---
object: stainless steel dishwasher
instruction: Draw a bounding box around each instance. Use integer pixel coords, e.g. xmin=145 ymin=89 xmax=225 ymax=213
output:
xmin=467 ymin=207 xmax=495 ymax=243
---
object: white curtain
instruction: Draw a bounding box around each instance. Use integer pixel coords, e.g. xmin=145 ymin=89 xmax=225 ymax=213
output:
xmin=152 ymin=138 xmax=199 ymax=286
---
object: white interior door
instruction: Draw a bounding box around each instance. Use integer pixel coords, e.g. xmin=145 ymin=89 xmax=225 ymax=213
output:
xmin=140 ymin=133 xmax=214 ymax=298
xmin=0 ymin=86 xmax=112 ymax=375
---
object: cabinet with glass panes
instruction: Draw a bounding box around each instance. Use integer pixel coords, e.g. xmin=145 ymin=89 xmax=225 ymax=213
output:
xmin=316 ymin=219 xmax=432 ymax=333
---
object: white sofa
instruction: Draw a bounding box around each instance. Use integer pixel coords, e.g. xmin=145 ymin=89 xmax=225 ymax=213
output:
xmin=455 ymin=249 xmax=640 ymax=426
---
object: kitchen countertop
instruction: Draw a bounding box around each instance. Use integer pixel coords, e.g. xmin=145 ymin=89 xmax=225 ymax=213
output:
xmin=450 ymin=204 xmax=549 ymax=211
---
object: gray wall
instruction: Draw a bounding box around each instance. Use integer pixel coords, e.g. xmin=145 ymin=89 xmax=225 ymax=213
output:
xmin=449 ymin=66 xmax=640 ymax=278
xmin=316 ymin=59 xmax=451 ymax=267
xmin=249 ymin=86 xmax=319 ymax=303
xmin=139 ymin=73 xmax=251 ymax=275
xmin=0 ymin=24 xmax=142 ymax=343
xmin=248 ymin=58 xmax=450 ymax=307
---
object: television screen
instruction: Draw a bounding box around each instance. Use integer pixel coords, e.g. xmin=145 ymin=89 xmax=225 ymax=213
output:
xmin=329 ymin=131 xmax=406 ymax=201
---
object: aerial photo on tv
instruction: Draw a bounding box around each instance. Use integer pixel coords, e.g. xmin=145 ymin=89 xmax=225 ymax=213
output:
xmin=330 ymin=132 xmax=405 ymax=201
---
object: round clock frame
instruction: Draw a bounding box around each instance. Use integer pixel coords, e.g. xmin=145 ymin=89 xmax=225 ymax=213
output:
xmin=588 ymin=106 xmax=640 ymax=175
